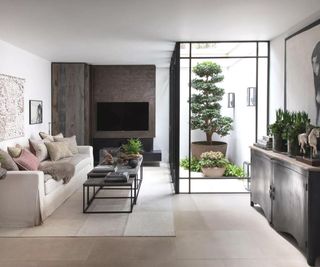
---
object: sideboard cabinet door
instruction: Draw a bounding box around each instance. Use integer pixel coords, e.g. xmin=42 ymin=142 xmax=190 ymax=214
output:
xmin=250 ymin=149 xmax=272 ymax=222
xmin=272 ymin=160 xmax=307 ymax=252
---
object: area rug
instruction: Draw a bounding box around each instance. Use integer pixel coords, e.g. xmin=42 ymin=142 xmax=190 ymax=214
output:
xmin=0 ymin=166 xmax=175 ymax=237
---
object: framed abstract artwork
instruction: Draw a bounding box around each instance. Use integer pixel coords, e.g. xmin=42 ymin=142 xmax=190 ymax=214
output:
xmin=29 ymin=100 xmax=43 ymax=124
xmin=285 ymin=19 xmax=320 ymax=125
xmin=0 ymin=74 xmax=25 ymax=140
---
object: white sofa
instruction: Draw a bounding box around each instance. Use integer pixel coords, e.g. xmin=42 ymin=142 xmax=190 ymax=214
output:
xmin=0 ymin=144 xmax=93 ymax=227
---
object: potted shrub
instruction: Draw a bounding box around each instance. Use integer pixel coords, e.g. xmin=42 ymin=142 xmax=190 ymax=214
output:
xmin=120 ymin=138 xmax=143 ymax=167
xmin=269 ymin=109 xmax=291 ymax=152
xmin=190 ymin=61 xmax=233 ymax=159
xmin=287 ymin=111 xmax=310 ymax=157
xmin=199 ymin=151 xmax=229 ymax=177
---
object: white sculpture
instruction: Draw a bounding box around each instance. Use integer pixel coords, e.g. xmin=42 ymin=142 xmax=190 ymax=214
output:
xmin=298 ymin=128 xmax=320 ymax=157
xmin=309 ymin=128 xmax=320 ymax=157
xmin=298 ymin=133 xmax=308 ymax=154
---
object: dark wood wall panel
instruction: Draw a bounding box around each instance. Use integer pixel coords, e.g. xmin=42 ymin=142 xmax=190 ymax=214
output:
xmin=51 ymin=63 xmax=90 ymax=145
xmin=91 ymin=65 xmax=156 ymax=139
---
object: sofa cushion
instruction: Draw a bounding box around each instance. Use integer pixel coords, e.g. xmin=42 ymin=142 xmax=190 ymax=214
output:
xmin=29 ymin=139 xmax=49 ymax=162
xmin=54 ymin=135 xmax=78 ymax=154
xmin=45 ymin=142 xmax=73 ymax=161
xmin=57 ymin=153 xmax=91 ymax=173
xmin=7 ymin=146 xmax=22 ymax=158
xmin=13 ymin=149 xmax=40 ymax=171
xmin=0 ymin=149 xmax=19 ymax=171
xmin=44 ymin=175 xmax=63 ymax=195
xmin=39 ymin=132 xmax=63 ymax=142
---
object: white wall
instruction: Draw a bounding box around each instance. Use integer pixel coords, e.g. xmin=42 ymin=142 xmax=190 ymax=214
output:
xmin=269 ymin=11 xmax=320 ymax=122
xmin=154 ymin=67 xmax=169 ymax=162
xmin=0 ymin=39 xmax=51 ymax=148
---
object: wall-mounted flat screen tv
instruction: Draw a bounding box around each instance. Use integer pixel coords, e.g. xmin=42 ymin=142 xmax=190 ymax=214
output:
xmin=97 ymin=102 xmax=149 ymax=131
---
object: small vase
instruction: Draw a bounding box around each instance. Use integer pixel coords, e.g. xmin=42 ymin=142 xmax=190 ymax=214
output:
xmin=201 ymin=167 xmax=226 ymax=177
xmin=128 ymin=159 xmax=138 ymax=168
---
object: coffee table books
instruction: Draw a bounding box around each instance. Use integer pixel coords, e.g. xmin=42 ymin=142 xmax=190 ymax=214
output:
xmin=105 ymin=172 xmax=129 ymax=183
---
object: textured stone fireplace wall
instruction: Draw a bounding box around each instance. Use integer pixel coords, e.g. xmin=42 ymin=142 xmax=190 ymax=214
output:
xmin=91 ymin=65 xmax=155 ymax=139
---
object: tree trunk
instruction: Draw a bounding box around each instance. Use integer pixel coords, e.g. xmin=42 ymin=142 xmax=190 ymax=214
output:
xmin=206 ymin=132 xmax=213 ymax=144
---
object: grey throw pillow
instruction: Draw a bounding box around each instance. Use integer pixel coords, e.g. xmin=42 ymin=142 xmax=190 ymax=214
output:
xmin=29 ymin=139 xmax=50 ymax=162
xmin=45 ymin=142 xmax=73 ymax=161
xmin=0 ymin=149 xmax=19 ymax=170
xmin=39 ymin=132 xmax=63 ymax=142
xmin=54 ymin=135 xmax=78 ymax=154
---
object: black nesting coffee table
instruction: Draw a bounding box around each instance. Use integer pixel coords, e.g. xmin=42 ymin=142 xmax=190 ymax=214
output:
xmin=83 ymin=158 xmax=143 ymax=213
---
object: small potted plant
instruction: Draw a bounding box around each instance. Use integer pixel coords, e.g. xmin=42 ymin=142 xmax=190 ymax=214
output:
xmin=199 ymin=151 xmax=229 ymax=177
xmin=120 ymin=138 xmax=143 ymax=167
xmin=269 ymin=109 xmax=291 ymax=152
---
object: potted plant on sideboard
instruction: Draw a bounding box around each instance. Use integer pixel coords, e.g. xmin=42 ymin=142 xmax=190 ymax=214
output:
xmin=269 ymin=109 xmax=291 ymax=152
xmin=190 ymin=61 xmax=233 ymax=159
xmin=287 ymin=111 xmax=310 ymax=157
xmin=199 ymin=151 xmax=229 ymax=177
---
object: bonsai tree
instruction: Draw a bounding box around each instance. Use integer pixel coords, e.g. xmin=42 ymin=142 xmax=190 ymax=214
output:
xmin=191 ymin=61 xmax=233 ymax=144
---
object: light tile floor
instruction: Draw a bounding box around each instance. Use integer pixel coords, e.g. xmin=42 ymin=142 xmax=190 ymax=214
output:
xmin=0 ymin=167 xmax=318 ymax=267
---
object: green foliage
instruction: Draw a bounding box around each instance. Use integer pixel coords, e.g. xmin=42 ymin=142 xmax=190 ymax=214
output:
xmin=191 ymin=61 xmax=233 ymax=143
xmin=180 ymin=155 xmax=245 ymax=178
xmin=121 ymin=138 xmax=143 ymax=155
xmin=268 ymin=109 xmax=292 ymax=139
xmin=224 ymin=163 xmax=245 ymax=178
xmin=199 ymin=151 xmax=229 ymax=168
xmin=180 ymin=157 xmax=201 ymax=172
xmin=287 ymin=111 xmax=310 ymax=142
xmin=269 ymin=109 xmax=310 ymax=141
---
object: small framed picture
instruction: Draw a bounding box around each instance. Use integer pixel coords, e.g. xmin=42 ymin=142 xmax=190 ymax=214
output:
xmin=29 ymin=100 xmax=43 ymax=124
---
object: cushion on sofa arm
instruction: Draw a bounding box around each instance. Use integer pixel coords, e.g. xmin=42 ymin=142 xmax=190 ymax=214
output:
xmin=0 ymin=149 xmax=19 ymax=170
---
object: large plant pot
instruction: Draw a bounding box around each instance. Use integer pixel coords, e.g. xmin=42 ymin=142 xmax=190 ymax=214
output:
xmin=192 ymin=141 xmax=227 ymax=159
xmin=272 ymin=134 xmax=286 ymax=152
xmin=202 ymin=167 xmax=226 ymax=177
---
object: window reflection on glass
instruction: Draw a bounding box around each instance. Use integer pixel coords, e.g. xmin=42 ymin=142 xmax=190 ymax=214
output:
xmin=228 ymin=92 xmax=235 ymax=108
xmin=247 ymin=87 xmax=256 ymax=106
xmin=180 ymin=43 xmax=190 ymax=57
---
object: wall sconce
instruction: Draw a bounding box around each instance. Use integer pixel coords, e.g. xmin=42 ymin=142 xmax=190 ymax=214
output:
xmin=247 ymin=87 xmax=256 ymax=106
xmin=228 ymin=93 xmax=235 ymax=108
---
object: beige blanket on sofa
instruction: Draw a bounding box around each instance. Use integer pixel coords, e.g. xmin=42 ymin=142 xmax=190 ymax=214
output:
xmin=39 ymin=161 xmax=75 ymax=184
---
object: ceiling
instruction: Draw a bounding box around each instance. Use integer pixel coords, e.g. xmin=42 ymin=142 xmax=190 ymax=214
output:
xmin=0 ymin=0 xmax=320 ymax=67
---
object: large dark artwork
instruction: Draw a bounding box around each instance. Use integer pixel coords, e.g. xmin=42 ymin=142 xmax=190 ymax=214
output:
xmin=285 ymin=20 xmax=320 ymax=125
xmin=312 ymin=41 xmax=320 ymax=123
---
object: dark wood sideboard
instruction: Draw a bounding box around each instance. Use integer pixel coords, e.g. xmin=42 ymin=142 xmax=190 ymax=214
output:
xmin=251 ymin=146 xmax=320 ymax=266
